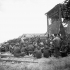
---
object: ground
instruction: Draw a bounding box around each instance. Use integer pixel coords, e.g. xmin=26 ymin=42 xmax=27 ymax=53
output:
xmin=0 ymin=56 xmax=70 ymax=70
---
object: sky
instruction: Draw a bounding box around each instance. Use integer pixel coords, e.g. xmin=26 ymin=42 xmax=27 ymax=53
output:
xmin=0 ymin=0 xmax=64 ymax=43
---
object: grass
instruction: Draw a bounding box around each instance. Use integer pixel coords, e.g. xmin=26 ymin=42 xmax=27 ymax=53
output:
xmin=0 ymin=56 xmax=70 ymax=70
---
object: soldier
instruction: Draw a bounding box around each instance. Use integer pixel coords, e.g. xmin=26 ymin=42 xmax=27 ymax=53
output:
xmin=0 ymin=45 xmax=6 ymax=53
xmin=21 ymin=47 xmax=26 ymax=55
xmin=49 ymin=41 xmax=54 ymax=56
xmin=9 ymin=45 xmax=14 ymax=53
xmin=13 ymin=45 xmax=21 ymax=57
xmin=39 ymin=41 xmax=44 ymax=47
xmin=60 ymin=44 xmax=68 ymax=57
xmin=67 ymin=43 xmax=70 ymax=54
xmin=53 ymin=34 xmax=61 ymax=47
xmin=43 ymin=45 xmax=50 ymax=58
xmin=27 ymin=44 xmax=34 ymax=55
xmin=33 ymin=46 xmax=42 ymax=58
xmin=52 ymin=34 xmax=61 ymax=57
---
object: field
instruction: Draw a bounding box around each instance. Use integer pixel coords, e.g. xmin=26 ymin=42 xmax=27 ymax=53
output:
xmin=0 ymin=56 xmax=70 ymax=70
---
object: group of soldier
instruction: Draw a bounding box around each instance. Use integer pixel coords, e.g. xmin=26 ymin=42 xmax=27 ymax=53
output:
xmin=32 ymin=34 xmax=70 ymax=58
xmin=0 ymin=34 xmax=70 ymax=58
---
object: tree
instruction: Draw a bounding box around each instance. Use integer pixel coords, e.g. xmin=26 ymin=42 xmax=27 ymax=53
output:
xmin=63 ymin=0 xmax=70 ymax=20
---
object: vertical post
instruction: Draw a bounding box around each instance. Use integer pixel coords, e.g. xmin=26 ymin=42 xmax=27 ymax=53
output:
xmin=47 ymin=15 xmax=48 ymax=34
xmin=59 ymin=4 xmax=62 ymax=34
xmin=47 ymin=15 xmax=50 ymax=37
xmin=59 ymin=4 xmax=62 ymax=27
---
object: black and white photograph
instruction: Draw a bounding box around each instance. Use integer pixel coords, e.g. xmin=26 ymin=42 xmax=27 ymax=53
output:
xmin=0 ymin=0 xmax=70 ymax=70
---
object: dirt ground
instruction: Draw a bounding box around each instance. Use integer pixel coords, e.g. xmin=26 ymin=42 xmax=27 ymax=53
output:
xmin=0 ymin=56 xmax=70 ymax=70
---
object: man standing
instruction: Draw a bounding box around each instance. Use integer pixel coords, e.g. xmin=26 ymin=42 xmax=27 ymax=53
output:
xmin=53 ymin=34 xmax=61 ymax=57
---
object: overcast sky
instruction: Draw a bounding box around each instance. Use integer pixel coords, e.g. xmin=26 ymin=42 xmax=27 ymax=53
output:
xmin=0 ymin=0 xmax=64 ymax=43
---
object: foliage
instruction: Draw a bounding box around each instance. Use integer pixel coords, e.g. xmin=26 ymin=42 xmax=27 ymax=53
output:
xmin=62 ymin=0 xmax=70 ymax=20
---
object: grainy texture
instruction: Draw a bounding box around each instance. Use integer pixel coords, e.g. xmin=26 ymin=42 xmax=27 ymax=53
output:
xmin=0 ymin=56 xmax=70 ymax=70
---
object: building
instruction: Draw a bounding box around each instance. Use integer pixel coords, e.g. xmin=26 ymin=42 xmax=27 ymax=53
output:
xmin=45 ymin=4 xmax=64 ymax=36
